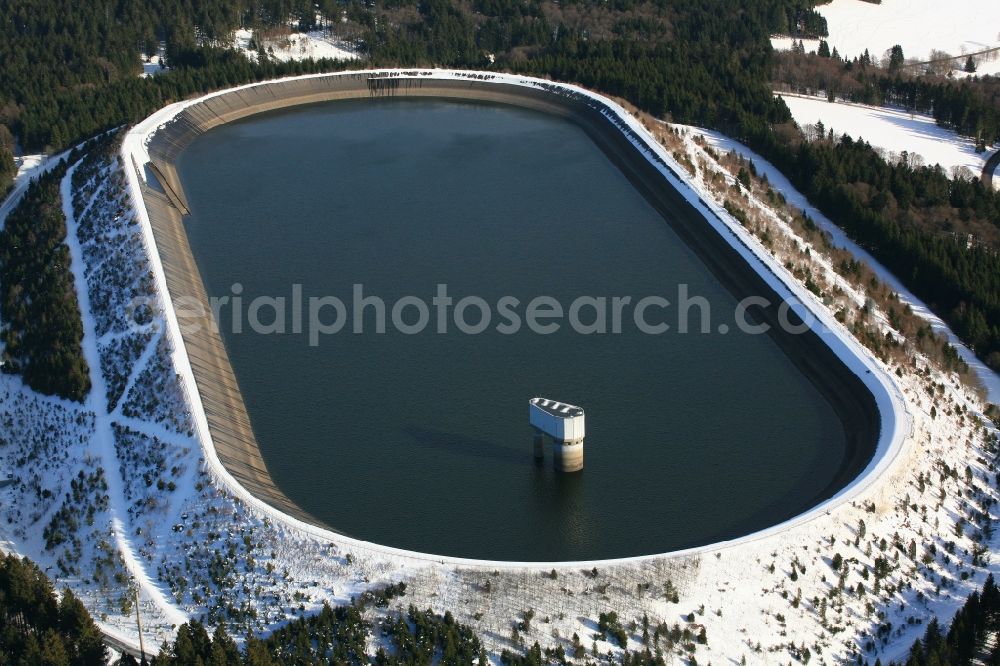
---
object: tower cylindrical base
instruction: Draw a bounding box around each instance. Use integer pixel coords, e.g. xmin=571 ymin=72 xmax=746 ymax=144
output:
xmin=554 ymin=441 xmax=583 ymax=472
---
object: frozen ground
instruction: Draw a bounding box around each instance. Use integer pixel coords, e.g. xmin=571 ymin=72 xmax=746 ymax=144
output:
xmin=140 ymin=55 xmax=166 ymax=78
xmin=232 ymin=28 xmax=358 ymax=63
xmin=0 ymin=72 xmax=998 ymax=663
xmin=772 ymin=0 xmax=1000 ymax=76
xmin=778 ymin=92 xmax=994 ymax=183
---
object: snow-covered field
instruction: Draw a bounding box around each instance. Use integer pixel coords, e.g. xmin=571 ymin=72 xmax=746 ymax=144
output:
xmin=773 ymin=0 xmax=1000 ymax=76
xmin=779 ymin=92 xmax=994 ymax=182
xmin=819 ymin=0 xmax=1000 ymax=72
xmin=232 ymin=28 xmax=358 ymax=63
xmin=1 ymin=71 xmax=999 ymax=664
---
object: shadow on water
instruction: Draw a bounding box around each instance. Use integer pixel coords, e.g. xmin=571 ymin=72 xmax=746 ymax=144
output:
xmin=403 ymin=425 xmax=587 ymax=503
xmin=403 ymin=426 xmax=527 ymax=464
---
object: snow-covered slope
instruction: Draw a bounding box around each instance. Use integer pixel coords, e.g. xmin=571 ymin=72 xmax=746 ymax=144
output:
xmin=817 ymin=0 xmax=1000 ymax=72
xmin=680 ymin=123 xmax=1000 ymax=402
xmin=773 ymin=0 xmax=1000 ymax=75
xmin=779 ymin=92 xmax=994 ymax=182
xmin=233 ymin=28 xmax=358 ymax=63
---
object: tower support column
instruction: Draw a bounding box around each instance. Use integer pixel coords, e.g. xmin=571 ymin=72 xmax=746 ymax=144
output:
xmin=554 ymin=439 xmax=584 ymax=472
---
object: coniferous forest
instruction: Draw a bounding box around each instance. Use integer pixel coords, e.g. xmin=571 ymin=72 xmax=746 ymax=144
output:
xmin=753 ymin=126 xmax=1000 ymax=372
xmin=1 ymin=552 xmax=675 ymax=665
xmin=0 ymin=159 xmax=91 ymax=401
xmin=894 ymin=574 xmax=1000 ymax=665
xmin=0 ymin=0 xmax=823 ymax=155
xmin=771 ymin=48 xmax=1000 ymax=370
xmin=2 ymin=0 xmax=1000 ymax=382
xmin=0 ymin=553 xmax=108 ymax=665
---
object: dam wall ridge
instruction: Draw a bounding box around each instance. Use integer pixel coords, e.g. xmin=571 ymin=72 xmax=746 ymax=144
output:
xmin=120 ymin=69 xmax=911 ymax=569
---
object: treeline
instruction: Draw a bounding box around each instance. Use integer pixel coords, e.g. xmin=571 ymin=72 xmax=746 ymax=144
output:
xmin=10 ymin=48 xmax=366 ymax=159
xmin=511 ymin=20 xmax=789 ymax=139
xmin=140 ymin=602 xmax=676 ymax=665
xmin=753 ymin=129 xmax=1000 ymax=371
xmin=139 ymin=603 xmax=678 ymax=665
xmin=3 ymin=551 xmax=683 ymax=665
xmin=0 ymin=0 xmax=830 ymax=156
xmin=0 ymin=0 xmax=369 ymax=165
xmin=774 ymin=49 xmax=1000 ymax=146
xmin=858 ymin=75 xmax=1000 ymax=148
xmin=369 ymin=0 xmax=806 ymax=139
xmin=150 ymin=604 xmax=488 ymax=665
xmin=0 ymin=553 xmax=107 ymax=665
xmin=0 ymin=128 xmax=13 ymax=198
xmin=785 ymin=2 xmax=828 ymax=38
xmin=0 ymin=160 xmax=91 ymax=401
xmin=893 ymin=574 xmax=1000 ymax=665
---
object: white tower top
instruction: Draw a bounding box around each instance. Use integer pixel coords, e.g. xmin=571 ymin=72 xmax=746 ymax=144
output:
xmin=529 ymin=397 xmax=585 ymax=443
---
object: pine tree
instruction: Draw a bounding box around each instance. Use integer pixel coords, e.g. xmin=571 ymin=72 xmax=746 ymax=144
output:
xmin=209 ymin=625 xmax=240 ymax=666
xmin=965 ymin=55 xmax=977 ymax=73
xmin=0 ymin=143 xmax=13 ymax=197
xmin=737 ymin=167 xmax=752 ymax=190
xmin=245 ymin=637 xmax=275 ymax=666
xmin=888 ymin=44 xmax=905 ymax=71
xmin=40 ymin=628 xmax=70 ymax=666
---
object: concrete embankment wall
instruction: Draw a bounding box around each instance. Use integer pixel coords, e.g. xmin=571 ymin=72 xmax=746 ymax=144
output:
xmin=138 ymin=184 xmax=319 ymax=524
xmin=136 ymin=71 xmax=883 ymax=558
xmin=984 ymin=148 xmax=1000 ymax=189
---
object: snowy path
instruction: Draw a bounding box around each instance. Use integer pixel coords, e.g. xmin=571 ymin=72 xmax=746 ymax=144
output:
xmin=60 ymin=162 xmax=189 ymax=634
xmin=98 ymin=323 xmax=157 ymax=346
xmin=110 ymin=415 xmax=192 ymax=450
xmin=76 ymin=177 xmax=108 ymax=222
xmin=0 ymin=136 xmax=112 ymax=230
xmin=679 ymin=124 xmax=1000 ymax=402
xmin=0 ymin=155 xmax=59 ymax=227
xmin=109 ymin=324 xmax=162 ymax=421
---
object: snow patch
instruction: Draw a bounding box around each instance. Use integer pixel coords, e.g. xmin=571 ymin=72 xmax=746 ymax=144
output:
xmin=774 ymin=0 xmax=1000 ymax=71
xmin=779 ymin=92 xmax=994 ymax=184
xmin=233 ymin=28 xmax=358 ymax=63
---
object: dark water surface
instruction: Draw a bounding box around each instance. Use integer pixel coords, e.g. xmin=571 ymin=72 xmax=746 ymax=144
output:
xmin=177 ymin=98 xmax=848 ymax=560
